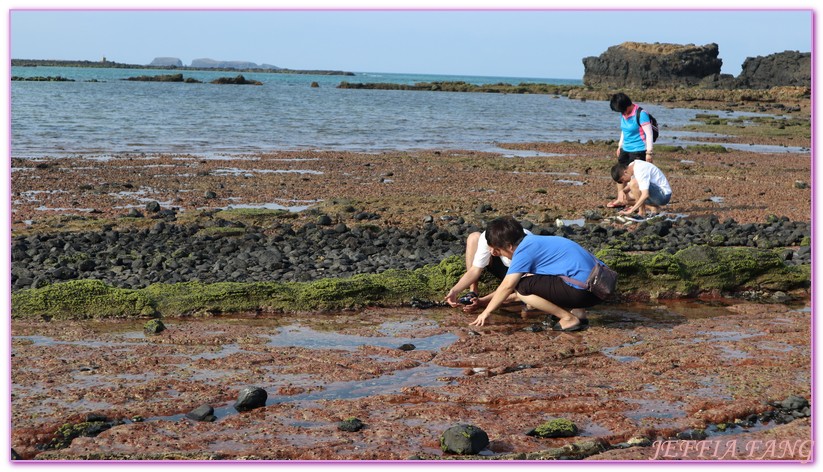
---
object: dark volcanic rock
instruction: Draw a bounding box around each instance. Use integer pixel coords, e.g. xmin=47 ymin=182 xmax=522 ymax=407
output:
xmin=440 ymin=424 xmax=489 ymax=455
xmin=124 ymin=74 xmax=190 ymax=83
xmin=736 ymin=50 xmax=811 ymax=89
xmin=210 ymin=75 xmax=263 ymax=85
xmin=186 ymin=404 xmax=216 ymax=422
xmin=583 ymin=42 xmax=722 ymax=88
xmin=234 ymin=386 xmax=267 ymax=412
xmin=338 ymin=418 xmax=365 ymax=432
xmin=8 ymin=216 xmax=810 ymax=293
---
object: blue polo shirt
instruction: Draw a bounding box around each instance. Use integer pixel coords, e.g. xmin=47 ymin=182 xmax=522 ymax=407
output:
xmin=506 ymin=235 xmax=596 ymax=287
xmin=620 ymin=104 xmax=651 ymax=152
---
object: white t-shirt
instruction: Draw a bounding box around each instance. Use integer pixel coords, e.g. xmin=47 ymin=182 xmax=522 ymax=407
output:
xmin=630 ymin=160 xmax=671 ymax=194
xmin=472 ymin=229 xmax=532 ymax=269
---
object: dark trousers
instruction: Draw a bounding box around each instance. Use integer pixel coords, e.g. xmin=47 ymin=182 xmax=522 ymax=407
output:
xmin=618 ymin=149 xmax=646 ymax=165
xmin=515 ymin=274 xmax=600 ymax=309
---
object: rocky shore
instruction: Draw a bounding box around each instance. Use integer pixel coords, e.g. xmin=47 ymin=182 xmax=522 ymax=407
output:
xmin=10 ymin=299 xmax=812 ymax=461
xmin=10 ymin=84 xmax=812 ymax=460
xmin=10 ymin=212 xmax=810 ymax=296
xmin=11 ymin=132 xmax=812 ymax=316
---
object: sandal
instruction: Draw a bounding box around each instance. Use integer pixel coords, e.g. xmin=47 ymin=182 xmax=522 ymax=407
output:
xmin=552 ymin=322 xmax=589 ymax=332
xmin=606 ymin=200 xmax=626 ymax=209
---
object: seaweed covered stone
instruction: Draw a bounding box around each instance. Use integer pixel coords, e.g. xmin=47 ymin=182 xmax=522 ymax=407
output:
xmin=528 ymin=418 xmax=579 ymax=438
xmin=440 ymin=424 xmax=489 ymax=455
xmin=338 ymin=417 xmax=365 ymax=432
xmin=143 ymin=319 xmax=166 ymax=334
xmin=46 ymin=421 xmax=112 ymax=450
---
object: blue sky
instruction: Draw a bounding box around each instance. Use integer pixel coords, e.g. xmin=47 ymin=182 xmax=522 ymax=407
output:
xmin=9 ymin=9 xmax=813 ymax=79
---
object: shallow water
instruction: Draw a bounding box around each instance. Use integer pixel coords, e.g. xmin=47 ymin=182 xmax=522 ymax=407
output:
xmin=11 ymin=66 xmax=788 ymax=157
xmin=10 ymin=299 xmax=811 ymax=459
xmin=263 ymin=324 xmax=458 ymax=351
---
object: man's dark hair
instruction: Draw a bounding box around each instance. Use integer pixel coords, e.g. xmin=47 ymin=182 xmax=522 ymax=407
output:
xmin=485 ymin=216 xmax=525 ymax=249
xmin=611 ymin=163 xmax=628 ymax=182
xmin=609 ymin=92 xmax=633 ymax=113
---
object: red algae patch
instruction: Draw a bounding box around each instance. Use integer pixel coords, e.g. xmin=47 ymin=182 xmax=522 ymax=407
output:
xmin=12 ymin=299 xmax=810 ymax=461
xmin=10 ymin=146 xmax=811 ymax=233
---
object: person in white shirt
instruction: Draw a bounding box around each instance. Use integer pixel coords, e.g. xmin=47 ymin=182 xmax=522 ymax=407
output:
xmin=610 ymin=160 xmax=672 ymax=217
xmin=444 ymin=228 xmax=530 ymax=312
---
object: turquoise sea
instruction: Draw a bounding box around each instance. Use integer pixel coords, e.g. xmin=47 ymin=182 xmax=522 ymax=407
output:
xmin=10 ymin=66 xmax=789 ymax=157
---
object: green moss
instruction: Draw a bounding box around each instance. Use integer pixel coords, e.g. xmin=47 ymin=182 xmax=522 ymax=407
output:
xmin=213 ymin=208 xmax=298 ymax=227
xmin=144 ymin=281 xmax=281 ymax=316
xmin=47 ymin=421 xmax=111 ymax=450
xmin=645 ymin=252 xmax=682 ymax=279
xmin=10 ymin=249 xmax=808 ymax=319
xmin=687 ymin=144 xmax=729 ymax=153
xmin=195 ymin=226 xmax=246 ymax=238
xmin=11 ymin=280 xmax=156 ymax=320
xmin=534 ymin=418 xmax=579 ymax=438
xmin=616 ymin=246 xmax=809 ymax=296
xmin=143 ymin=319 xmax=166 ymax=334
xmin=654 ymin=145 xmax=685 ymax=153
xmin=595 ymin=248 xmax=643 ymax=274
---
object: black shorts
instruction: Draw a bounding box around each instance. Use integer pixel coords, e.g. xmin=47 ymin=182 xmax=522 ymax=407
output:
xmin=515 ymin=274 xmax=601 ymax=309
xmin=487 ymin=256 xmax=508 ymax=280
xmin=618 ymin=150 xmax=646 ymax=166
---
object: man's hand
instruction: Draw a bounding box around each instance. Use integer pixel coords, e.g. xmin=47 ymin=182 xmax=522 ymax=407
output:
xmin=469 ymin=312 xmax=491 ymax=327
xmin=444 ymin=291 xmax=460 ymax=307
xmin=461 ymin=298 xmax=482 ymax=314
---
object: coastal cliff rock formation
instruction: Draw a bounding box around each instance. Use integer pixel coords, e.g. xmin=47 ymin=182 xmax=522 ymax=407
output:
xmin=149 ymin=57 xmax=183 ymax=67
xmin=583 ymin=43 xmax=811 ymax=90
xmin=190 ymin=58 xmax=280 ymax=70
xmin=583 ymin=42 xmax=722 ymax=88
xmin=736 ymin=50 xmax=811 ymax=89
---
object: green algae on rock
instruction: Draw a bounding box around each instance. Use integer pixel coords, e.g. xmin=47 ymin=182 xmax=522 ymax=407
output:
xmin=10 ymin=248 xmax=808 ymax=320
xmin=46 ymin=421 xmax=112 ymax=450
xmin=11 ymin=279 xmax=157 ymax=320
xmin=596 ymin=245 xmax=809 ymax=298
xmin=532 ymin=418 xmax=579 ymax=438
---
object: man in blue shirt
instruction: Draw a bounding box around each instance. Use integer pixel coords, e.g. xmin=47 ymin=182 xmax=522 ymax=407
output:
xmin=469 ymin=217 xmax=605 ymax=331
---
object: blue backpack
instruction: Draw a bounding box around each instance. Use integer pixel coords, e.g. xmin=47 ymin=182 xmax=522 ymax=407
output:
xmin=635 ymin=107 xmax=659 ymax=142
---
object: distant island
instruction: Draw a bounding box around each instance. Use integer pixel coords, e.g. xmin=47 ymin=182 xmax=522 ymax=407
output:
xmin=11 ymin=58 xmax=355 ymax=76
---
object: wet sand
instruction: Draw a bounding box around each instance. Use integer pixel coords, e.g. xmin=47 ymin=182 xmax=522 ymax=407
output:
xmin=11 ymin=300 xmax=811 ymax=460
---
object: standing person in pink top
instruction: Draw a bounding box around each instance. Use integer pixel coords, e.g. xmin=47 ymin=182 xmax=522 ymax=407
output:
xmin=607 ymin=92 xmax=655 ymax=209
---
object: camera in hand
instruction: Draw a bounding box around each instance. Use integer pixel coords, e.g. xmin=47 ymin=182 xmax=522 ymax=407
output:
xmin=458 ymin=291 xmax=478 ymax=305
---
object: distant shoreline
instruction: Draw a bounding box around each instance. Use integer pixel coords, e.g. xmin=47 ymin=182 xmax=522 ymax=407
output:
xmin=11 ymin=58 xmax=355 ymax=76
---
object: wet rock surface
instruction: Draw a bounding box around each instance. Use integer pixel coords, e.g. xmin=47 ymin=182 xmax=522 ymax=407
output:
xmin=338 ymin=418 xmax=365 ymax=432
xmin=10 ymin=142 xmax=811 ymax=293
xmin=10 ymin=301 xmax=811 ymax=460
xmin=185 ymin=404 xmax=216 ymax=422
xmin=233 ymin=386 xmax=268 ymax=412
xmin=441 ymin=424 xmax=490 ymax=455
